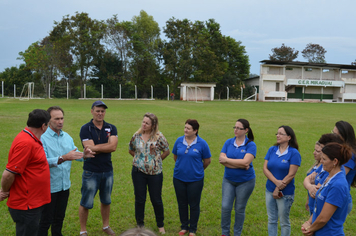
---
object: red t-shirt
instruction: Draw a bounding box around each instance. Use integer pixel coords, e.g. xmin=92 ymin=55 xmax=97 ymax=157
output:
xmin=6 ymin=128 xmax=51 ymax=210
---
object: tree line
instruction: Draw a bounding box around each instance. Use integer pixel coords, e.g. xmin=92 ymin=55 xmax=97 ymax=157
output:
xmin=0 ymin=11 xmax=250 ymax=99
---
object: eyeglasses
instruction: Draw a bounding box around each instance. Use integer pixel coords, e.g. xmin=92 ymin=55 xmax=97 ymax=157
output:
xmin=233 ymin=127 xmax=245 ymax=130
xmin=275 ymin=133 xmax=287 ymax=136
xmin=185 ymin=146 xmax=191 ymax=154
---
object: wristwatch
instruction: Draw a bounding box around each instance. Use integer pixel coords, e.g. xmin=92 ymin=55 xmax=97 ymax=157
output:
xmin=58 ymin=156 xmax=64 ymax=165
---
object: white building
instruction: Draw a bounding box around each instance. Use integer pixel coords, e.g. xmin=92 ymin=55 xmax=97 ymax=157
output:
xmin=258 ymin=60 xmax=356 ymax=102
xmin=180 ymin=82 xmax=216 ymax=101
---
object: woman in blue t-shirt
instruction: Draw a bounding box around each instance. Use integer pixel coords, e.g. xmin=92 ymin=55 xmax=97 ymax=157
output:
xmin=301 ymin=143 xmax=352 ymax=236
xmin=219 ymin=119 xmax=257 ymax=236
xmin=263 ymin=125 xmax=301 ymax=236
xmin=172 ymin=119 xmax=211 ymax=236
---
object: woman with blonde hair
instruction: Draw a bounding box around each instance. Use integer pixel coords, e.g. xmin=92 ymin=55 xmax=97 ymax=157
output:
xmin=129 ymin=113 xmax=170 ymax=234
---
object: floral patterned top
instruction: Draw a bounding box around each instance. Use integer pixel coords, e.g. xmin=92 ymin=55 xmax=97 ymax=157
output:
xmin=129 ymin=131 xmax=169 ymax=175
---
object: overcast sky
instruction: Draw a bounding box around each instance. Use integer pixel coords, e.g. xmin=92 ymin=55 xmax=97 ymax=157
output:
xmin=1 ymin=0 xmax=356 ymax=75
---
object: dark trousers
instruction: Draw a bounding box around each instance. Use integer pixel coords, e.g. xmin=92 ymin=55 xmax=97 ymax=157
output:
xmin=37 ymin=189 xmax=70 ymax=236
xmin=9 ymin=205 xmax=44 ymax=236
xmin=173 ymin=177 xmax=204 ymax=234
xmin=131 ymin=166 xmax=164 ymax=228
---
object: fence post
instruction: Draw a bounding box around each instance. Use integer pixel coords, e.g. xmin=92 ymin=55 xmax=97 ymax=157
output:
xmin=240 ymin=87 xmax=243 ymax=100
xmin=167 ymin=85 xmax=169 ymax=101
xmin=151 ymin=85 xmax=153 ymax=100
xmin=2 ymin=81 xmax=4 ymax=98
xmin=48 ymin=84 xmax=51 ymax=98
xmin=14 ymin=84 xmax=16 ymax=98
xmin=84 ymin=84 xmax=86 ymax=99
xmin=67 ymin=82 xmax=69 ymax=99
xmin=101 ymin=84 xmax=103 ymax=99
xmin=227 ymin=87 xmax=229 ymax=100
xmin=119 ymin=84 xmax=121 ymax=99
xmin=135 ymin=85 xmax=137 ymax=99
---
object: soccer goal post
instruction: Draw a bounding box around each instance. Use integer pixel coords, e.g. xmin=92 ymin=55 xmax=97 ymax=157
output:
xmin=19 ymin=82 xmax=35 ymax=101
xmin=186 ymin=86 xmax=204 ymax=103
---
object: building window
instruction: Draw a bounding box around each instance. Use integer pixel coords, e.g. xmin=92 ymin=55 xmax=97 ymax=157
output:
xmin=286 ymin=67 xmax=293 ymax=70
xmin=323 ymin=69 xmax=330 ymax=72
xmin=276 ymin=82 xmax=280 ymax=91
xmin=305 ymin=68 xmax=312 ymax=71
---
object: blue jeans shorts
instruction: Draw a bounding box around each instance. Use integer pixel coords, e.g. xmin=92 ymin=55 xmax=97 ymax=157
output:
xmin=80 ymin=170 xmax=113 ymax=209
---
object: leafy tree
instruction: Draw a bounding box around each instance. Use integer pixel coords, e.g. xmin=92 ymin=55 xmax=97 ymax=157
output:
xmin=104 ymin=15 xmax=131 ymax=82
xmin=216 ymin=36 xmax=249 ymax=99
xmin=18 ymin=37 xmax=60 ymax=97
xmin=127 ymin=10 xmax=161 ymax=97
xmin=162 ymin=18 xmax=194 ymax=93
xmin=269 ymin=43 xmax=299 ymax=61
xmin=162 ymin=18 xmax=249 ymax=98
xmin=191 ymin=19 xmax=228 ymax=83
xmin=91 ymin=50 xmax=124 ymax=98
xmin=50 ymin=12 xmax=106 ymax=98
xmin=302 ymin=43 xmax=327 ymax=63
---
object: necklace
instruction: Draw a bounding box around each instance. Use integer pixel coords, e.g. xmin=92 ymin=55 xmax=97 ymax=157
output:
xmin=95 ymin=128 xmax=101 ymax=140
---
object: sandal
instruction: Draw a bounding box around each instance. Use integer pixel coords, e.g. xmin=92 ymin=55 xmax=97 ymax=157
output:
xmin=179 ymin=230 xmax=189 ymax=235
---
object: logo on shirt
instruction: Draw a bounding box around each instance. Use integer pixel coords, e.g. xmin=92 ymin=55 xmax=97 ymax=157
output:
xmin=193 ymin=149 xmax=200 ymax=153
xmin=281 ymin=159 xmax=289 ymax=163
xmin=105 ymin=128 xmax=111 ymax=138
xmin=240 ymin=149 xmax=246 ymax=153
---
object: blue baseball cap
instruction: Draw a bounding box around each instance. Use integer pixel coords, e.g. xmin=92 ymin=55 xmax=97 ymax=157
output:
xmin=91 ymin=100 xmax=108 ymax=109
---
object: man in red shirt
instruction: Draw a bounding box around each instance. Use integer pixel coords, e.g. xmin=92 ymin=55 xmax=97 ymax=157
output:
xmin=0 ymin=109 xmax=51 ymax=236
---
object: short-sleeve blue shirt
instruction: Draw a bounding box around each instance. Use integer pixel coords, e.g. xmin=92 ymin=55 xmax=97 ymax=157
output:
xmin=80 ymin=119 xmax=117 ymax=172
xmin=173 ymin=135 xmax=211 ymax=182
xmin=312 ymin=171 xmax=349 ymax=236
xmin=264 ymin=145 xmax=301 ymax=195
xmin=221 ymin=136 xmax=256 ymax=183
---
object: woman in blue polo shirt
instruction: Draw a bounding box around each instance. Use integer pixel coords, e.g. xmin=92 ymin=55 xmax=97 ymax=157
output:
xmin=172 ymin=119 xmax=211 ymax=236
xmin=263 ymin=125 xmax=301 ymax=236
xmin=219 ymin=118 xmax=256 ymax=236
xmin=301 ymin=142 xmax=351 ymax=236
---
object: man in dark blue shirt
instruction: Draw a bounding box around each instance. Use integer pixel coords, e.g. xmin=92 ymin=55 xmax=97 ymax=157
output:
xmin=79 ymin=101 xmax=118 ymax=236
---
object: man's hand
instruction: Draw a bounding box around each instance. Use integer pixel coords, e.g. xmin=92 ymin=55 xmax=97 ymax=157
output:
xmin=83 ymin=147 xmax=96 ymax=159
xmin=63 ymin=148 xmax=84 ymax=161
xmin=0 ymin=189 xmax=9 ymax=201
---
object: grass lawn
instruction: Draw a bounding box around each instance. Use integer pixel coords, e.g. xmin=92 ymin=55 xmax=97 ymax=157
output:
xmin=0 ymin=98 xmax=355 ymax=236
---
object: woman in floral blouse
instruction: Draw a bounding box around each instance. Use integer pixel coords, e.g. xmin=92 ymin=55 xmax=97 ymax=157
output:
xmin=129 ymin=112 xmax=170 ymax=234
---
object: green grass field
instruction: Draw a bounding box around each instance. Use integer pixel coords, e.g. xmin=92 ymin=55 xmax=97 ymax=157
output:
xmin=0 ymin=98 xmax=355 ymax=236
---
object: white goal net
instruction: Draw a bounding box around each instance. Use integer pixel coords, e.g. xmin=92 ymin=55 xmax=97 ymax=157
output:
xmin=19 ymin=82 xmax=35 ymax=101
xmin=186 ymin=86 xmax=204 ymax=103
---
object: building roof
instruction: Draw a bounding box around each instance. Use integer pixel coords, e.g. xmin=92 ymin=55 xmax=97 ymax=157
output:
xmin=260 ymin=60 xmax=356 ymax=70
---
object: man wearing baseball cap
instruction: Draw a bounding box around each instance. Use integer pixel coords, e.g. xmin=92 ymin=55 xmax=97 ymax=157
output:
xmin=79 ymin=101 xmax=118 ymax=236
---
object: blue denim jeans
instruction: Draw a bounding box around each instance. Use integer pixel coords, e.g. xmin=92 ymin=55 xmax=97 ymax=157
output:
xmin=221 ymin=177 xmax=255 ymax=236
xmin=265 ymin=190 xmax=294 ymax=236
xmin=80 ymin=170 xmax=114 ymax=209
xmin=173 ymin=177 xmax=204 ymax=234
